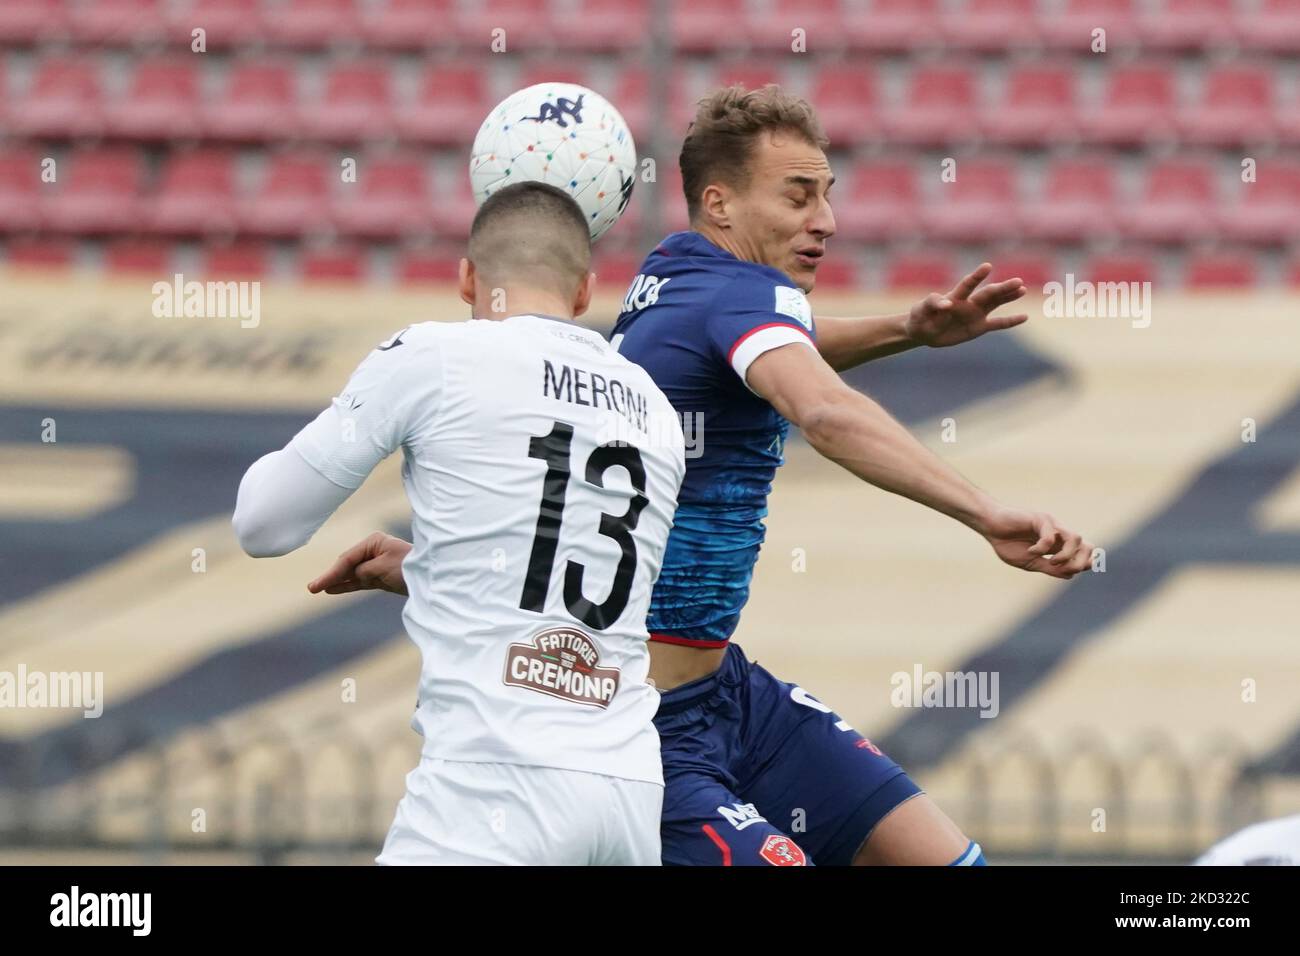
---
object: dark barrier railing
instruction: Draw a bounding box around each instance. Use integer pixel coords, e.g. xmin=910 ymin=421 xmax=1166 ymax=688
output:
xmin=0 ymin=723 xmax=1287 ymax=864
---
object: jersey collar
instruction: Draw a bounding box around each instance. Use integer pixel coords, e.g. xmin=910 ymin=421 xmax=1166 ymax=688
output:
xmin=652 ymin=230 xmax=737 ymax=261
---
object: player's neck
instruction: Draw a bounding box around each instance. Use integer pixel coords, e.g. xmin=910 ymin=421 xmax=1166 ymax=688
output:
xmin=471 ymin=290 xmax=575 ymax=323
xmin=692 ymin=223 xmax=764 ymax=271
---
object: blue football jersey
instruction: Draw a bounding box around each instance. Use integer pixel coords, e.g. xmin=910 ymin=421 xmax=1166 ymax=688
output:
xmin=611 ymin=231 xmax=818 ymax=647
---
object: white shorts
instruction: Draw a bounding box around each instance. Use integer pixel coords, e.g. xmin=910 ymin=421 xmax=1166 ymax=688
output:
xmin=376 ymin=757 xmax=663 ymax=866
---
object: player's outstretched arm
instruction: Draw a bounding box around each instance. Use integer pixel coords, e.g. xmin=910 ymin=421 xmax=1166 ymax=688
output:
xmin=814 ymin=263 xmax=1029 ymax=372
xmin=747 ymin=343 xmax=1094 ymax=579
xmin=233 ymin=447 xmax=354 ymax=558
xmin=307 ymin=532 xmax=412 ymax=596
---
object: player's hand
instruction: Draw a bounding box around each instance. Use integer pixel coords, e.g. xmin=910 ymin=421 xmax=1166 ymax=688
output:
xmin=974 ymin=506 xmax=1095 ymax=580
xmin=904 ymin=262 xmax=1029 ymax=349
xmin=307 ymin=531 xmax=411 ymax=596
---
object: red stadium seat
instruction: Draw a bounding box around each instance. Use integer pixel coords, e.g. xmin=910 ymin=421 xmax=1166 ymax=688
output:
xmin=923 ymin=159 xmax=1021 ymax=242
xmin=9 ymin=58 xmax=105 ymax=138
xmin=0 ymin=150 xmax=45 ymax=233
xmin=1085 ymin=251 xmax=1156 ymax=285
xmin=517 ymin=62 xmax=596 ymax=90
xmin=1039 ymin=0 xmax=1138 ymax=51
xmin=398 ymin=247 xmax=461 ymax=284
xmin=671 ymin=0 xmax=752 ymax=53
xmin=986 ymin=251 xmax=1057 ymax=290
xmin=887 ymin=252 xmax=957 ymax=291
xmin=591 ymin=251 xmax=642 ymax=291
xmin=333 ymin=157 xmax=434 ymax=237
xmin=1084 ymin=66 xmax=1178 ymax=145
xmin=4 ymin=239 xmax=74 ymax=269
xmin=104 ymin=240 xmax=173 ymax=275
xmin=1179 ymin=68 xmax=1279 ymax=146
xmin=363 ymin=0 xmax=456 ymax=51
xmin=884 ymin=67 xmax=979 ymax=146
xmin=71 ymin=0 xmax=168 ymax=46
xmin=1237 ymin=0 xmax=1300 ymax=53
xmin=846 ymin=0 xmax=940 ymax=52
xmin=204 ymin=62 xmax=300 ymax=142
xmin=431 ymin=169 xmax=479 ymax=239
xmin=1184 ymin=252 xmax=1257 ymax=288
xmin=558 ymin=0 xmax=650 ymax=51
xmin=300 ymin=245 xmax=367 ymax=282
xmin=173 ymin=0 xmax=268 ymax=48
xmin=0 ymin=0 xmax=69 ymax=46
xmin=1027 ymin=158 xmax=1121 ymax=242
xmin=239 ymin=153 xmax=334 ymax=237
xmin=834 ymin=161 xmax=920 ymax=241
xmin=667 ymin=72 xmax=701 ymax=133
xmin=201 ymin=243 xmax=270 ymax=279
xmin=149 ymin=151 xmax=239 ymax=236
xmin=944 ymin=0 xmax=1041 ymax=51
xmin=751 ymin=0 xmax=849 ymax=51
xmin=1218 ymin=162 xmax=1300 ymax=244
xmin=810 ymin=66 xmax=880 ymax=147
xmin=1124 ymin=159 xmax=1219 ymax=242
xmin=984 ymin=66 xmax=1078 ymax=145
xmin=653 ymin=164 xmax=689 ymax=234
xmin=267 ymin=0 xmax=364 ymax=49
xmin=1138 ymin=0 xmax=1235 ymax=51
xmin=807 ymin=257 xmax=858 ymax=290
xmin=300 ymin=63 xmax=396 ymax=142
xmin=108 ymin=59 xmax=202 ymax=141
xmin=398 ymin=64 xmax=490 ymax=144
xmin=457 ymin=0 xmax=552 ymax=49
xmin=611 ymin=68 xmax=651 ymax=142
xmin=44 ymin=149 xmax=144 ymax=235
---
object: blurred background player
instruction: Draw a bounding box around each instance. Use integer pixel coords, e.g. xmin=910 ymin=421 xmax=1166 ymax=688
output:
xmin=232 ymin=182 xmax=685 ymax=865
xmin=1194 ymin=814 xmax=1300 ymax=865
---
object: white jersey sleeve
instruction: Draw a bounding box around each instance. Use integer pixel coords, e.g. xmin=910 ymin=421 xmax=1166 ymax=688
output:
xmin=291 ymin=326 xmax=441 ymax=489
xmin=232 ymin=326 xmax=440 ymax=556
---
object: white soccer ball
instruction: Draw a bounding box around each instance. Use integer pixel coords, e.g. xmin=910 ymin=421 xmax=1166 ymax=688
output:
xmin=469 ymin=82 xmax=637 ymax=242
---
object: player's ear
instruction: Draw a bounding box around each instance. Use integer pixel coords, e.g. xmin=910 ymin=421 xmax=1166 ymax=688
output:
xmin=700 ymin=183 xmax=730 ymax=229
xmin=573 ymin=271 xmax=595 ymax=318
xmin=457 ymin=257 xmax=475 ymax=307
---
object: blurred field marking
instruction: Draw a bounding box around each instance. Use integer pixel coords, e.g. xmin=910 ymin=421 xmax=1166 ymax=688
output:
xmin=1256 ymin=465 xmax=1300 ymax=532
xmin=0 ymin=444 xmax=134 ymax=519
xmin=0 ymin=458 xmax=409 ymax=713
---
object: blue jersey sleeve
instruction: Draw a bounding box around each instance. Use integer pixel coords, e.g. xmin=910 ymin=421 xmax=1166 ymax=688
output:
xmin=703 ymin=275 xmax=819 ymax=388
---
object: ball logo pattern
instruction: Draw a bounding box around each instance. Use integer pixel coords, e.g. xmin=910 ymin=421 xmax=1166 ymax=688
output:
xmin=470 ymin=83 xmax=638 ymax=242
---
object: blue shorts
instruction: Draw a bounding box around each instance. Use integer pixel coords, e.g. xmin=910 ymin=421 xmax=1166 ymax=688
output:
xmin=654 ymin=643 xmax=923 ymax=866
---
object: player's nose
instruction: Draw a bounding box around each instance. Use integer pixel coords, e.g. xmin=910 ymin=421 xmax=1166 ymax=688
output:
xmin=809 ymin=198 xmax=836 ymax=239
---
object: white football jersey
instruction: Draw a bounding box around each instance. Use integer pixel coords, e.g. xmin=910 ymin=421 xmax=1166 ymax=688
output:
xmin=1195 ymin=814 xmax=1300 ymax=865
xmin=292 ymin=316 xmax=685 ymax=785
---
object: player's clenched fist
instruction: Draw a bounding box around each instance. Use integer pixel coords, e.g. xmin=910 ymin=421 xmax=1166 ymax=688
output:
xmin=307 ymin=531 xmax=411 ymax=596
xmin=974 ymin=506 xmax=1097 ymax=580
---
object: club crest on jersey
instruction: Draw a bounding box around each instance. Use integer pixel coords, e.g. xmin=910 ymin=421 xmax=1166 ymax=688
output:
xmin=503 ymin=626 xmax=621 ymax=708
xmin=760 ymin=834 xmax=808 ymax=866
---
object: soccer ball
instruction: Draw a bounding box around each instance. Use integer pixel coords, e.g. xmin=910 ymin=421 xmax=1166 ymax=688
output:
xmin=469 ymin=82 xmax=637 ymax=242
